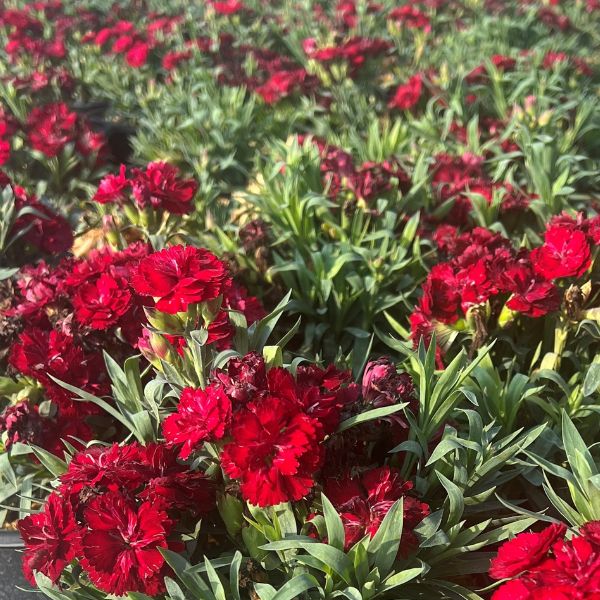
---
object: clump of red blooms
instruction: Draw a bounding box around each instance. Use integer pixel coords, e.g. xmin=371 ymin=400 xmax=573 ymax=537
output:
xmin=94 ymin=161 xmax=198 ymax=214
xmin=389 ymin=74 xmax=424 ymax=111
xmin=1 ymin=237 xmax=265 ymax=455
xmin=428 ymin=153 xmax=533 ymax=226
xmin=489 ymin=521 xmax=600 ymax=599
xmin=18 ymin=352 xmax=426 ymax=595
xmin=18 ymin=442 xmax=213 ymax=594
xmin=0 ymin=101 xmax=106 ymax=164
xmin=322 ymin=466 xmax=430 ymax=554
xmin=411 ymin=214 xmax=598 ymax=361
xmin=298 ymin=135 xmax=411 ymax=206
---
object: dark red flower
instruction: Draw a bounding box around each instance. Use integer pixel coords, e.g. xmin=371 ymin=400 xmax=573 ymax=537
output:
xmin=388 ymin=5 xmax=431 ymax=31
xmin=221 ymin=370 xmax=324 ymax=506
xmin=18 ymin=492 xmax=81 ymax=584
xmin=581 ymin=522 xmax=600 ymax=548
xmin=489 ymin=523 xmax=567 ymax=579
xmin=388 ymin=74 xmax=423 ymax=111
xmin=295 ymin=363 xmax=359 ymax=433
xmin=9 ymin=328 xmax=107 ymax=413
xmin=492 ymin=579 xmax=533 ymax=600
xmin=239 ymin=219 xmax=270 ymax=252
xmin=66 ymin=242 xmax=149 ymax=289
xmin=538 ymin=7 xmax=571 ymax=31
xmin=466 ymin=55 xmax=516 ymax=84
xmin=324 ymin=466 xmax=430 ymax=552
xmin=9 ymin=259 xmax=67 ymax=320
xmin=354 ymin=159 xmax=412 ymax=201
xmin=11 ymin=186 xmax=73 ymax=254
xmin=255 ymin=68 xmax=314 ymax=104
xmin=213 ymin=351 xmax=268 ymax=404
xmin=504 ymin=264 xmax=562 ymax=318
xmin=94 ymin=164 xmax=130 ymax=204
xmin=0 ymin=401 xmax=46 ymax=450
xmin=73 ymin=273 xmax=132 ymax=330
xmin=362 ymin=357 xmax=414 ymax=408
xmin=136 ymin=443 xmax=215 ymax=517
xmin=530 ymin=225 xmax=591 ymax=280
xmin=210 ymin=0 xmax=246 ymax=14
xmin=126 ymin=42 xmax=149 ymax=67
xmin=131 ymin=162 xmax=197 ymax=215
xmin=80 ymin=491 xmax=170 ymax=595
xmin=163 ymin=384 xmax=231 ymax=459
xmin=162 ymin=49 xmax=192 ymax=71
xmin=131 ymin=245 xmax=230 ymax=314
xmin=225 ymin=282 xmax=266 ymax=324
xmin=27 ymin=102 xmax=77 ymax=157
xmin=420 ymin=263 xmax=461 ymax=323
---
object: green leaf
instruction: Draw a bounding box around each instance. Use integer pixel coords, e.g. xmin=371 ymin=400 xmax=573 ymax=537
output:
xmin=368 ymin=498 xmax=403 ymax=577
xmin=377 ymin=565 xmax=425 ymax=596
xmin=337 ymin=403 xmax=408 ymax=433
xmin=437 ymin=472 xmax=464 ymax=527
xmin=29 ymin=445 xmax=68 ymax=477
xmin=583 ymin=362 xmax=600 ymax=397
xmin=322 ymin=493 xmax=346 ymax=551
xmin=161 ymin=549 xmax=215 ymax=599
xmin=270 ymin=574 xmax=319 ymax=600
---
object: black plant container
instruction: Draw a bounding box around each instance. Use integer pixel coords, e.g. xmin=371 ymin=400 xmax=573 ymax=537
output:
xmin=0 ymin=530 xmax=34 ymax=600
xmin=72 ymin=100 xmax=135 ymax=164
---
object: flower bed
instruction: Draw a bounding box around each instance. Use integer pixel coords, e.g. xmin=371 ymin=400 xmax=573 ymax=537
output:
xmin=1 ymin=1 xmax=600 ymax=599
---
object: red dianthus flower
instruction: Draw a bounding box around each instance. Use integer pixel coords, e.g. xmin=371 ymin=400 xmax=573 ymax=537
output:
xmin=131 ymin=245 xmax=230 ymax=314
xmin=530 ymin=225 xmax=591 ymax=280
xmin=80 ymin=492 xmax=170 ymax=596
xmin=73 ymin=273 xmax=132 ymax=330
xmin=221 ymin=370 xmax=324 ymax=506
xmin=163 ymin=384 xmax=231 ymax=459
xmin=18 ymin=492 xmax=81 ymax=585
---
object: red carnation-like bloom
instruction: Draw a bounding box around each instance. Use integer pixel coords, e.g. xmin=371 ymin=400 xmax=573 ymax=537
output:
xmin=163 ymin=384 xmax=231 ymax=459
xmin=131 ymin=245 xmax=230 ymax=313
xmin=9 ymin=328 xmax=107 ymax=413
xmin=18 ymin=492 xmax=81 ymax=584
xmin=221 ymin=371 xmax=324 ymax=506
xmin=420 ymin=263 xmax=461 ymax=323
xmin=324 ymin=466 xmax=430 ymax=552
xmin=94 ymin=164 xmax=130 ymax=204
xmin=388 ymin=74 xmax=423 ymax=111
xmin=531 ymin=225 xmax=591 ymax=280
xmin=61 ymin=443 xmax=148 ymax=494
xmin=80 ymin=492 xmax=170 ymax=596
xmin=137 ymin=443 xmax=215 ymax=517
xmin=73 ymin=273 xmax=132 ymax=330
xmin=126 ymin=42 xmax=149 ymax=67
xmin=581 ymin=521 xmax=600 ymax=547
xmin=489 ymin=523 xmax=567 ymax=579
xmin=210 ymin=0 xmax=246 ymax=14
xmin=27 ymin=102 xmax=78 ymax=157
xmin=492 ymin=579 xmax=532 ymax=600
xmin=388 ymin=5 xmax=431 ymax=31
xmin=213 ymin=351 xmax=268 ymax=404
xmin=362 ymin=357 xmax=414 ymax=409
xmin=131 ymin=162 xmax=197 ymax=215
xmin=0 ymin=401 xmax=45 ymax=450
xmin=490 ymin=523 xmax=600 ymax=599
xmin=504 ymin=264 xmax=562 ymax=318
xmin=295 ymin=363 xmax=359 ymax=434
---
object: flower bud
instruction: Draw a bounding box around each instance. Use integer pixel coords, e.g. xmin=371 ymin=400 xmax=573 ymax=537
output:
xmin=144 ymin=307 xmax=185 ymax=334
